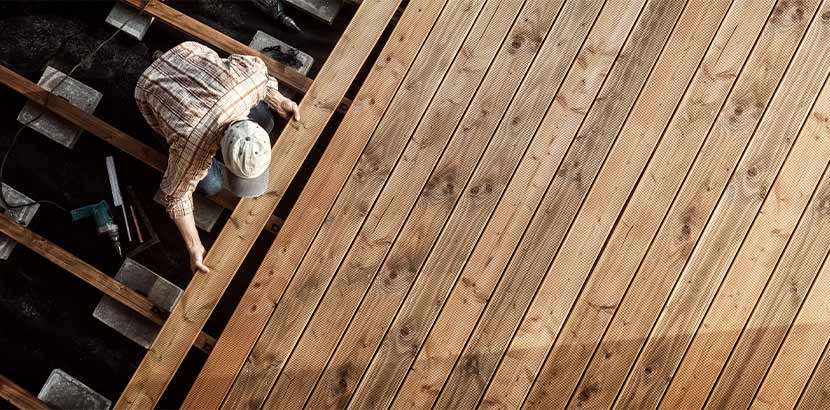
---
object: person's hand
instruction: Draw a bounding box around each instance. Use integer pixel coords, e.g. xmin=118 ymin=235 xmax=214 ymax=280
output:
xmin=275 ymin=97 xmax=301 ymax=122
xmin=188 ymin=244 xmax=210 ymax=274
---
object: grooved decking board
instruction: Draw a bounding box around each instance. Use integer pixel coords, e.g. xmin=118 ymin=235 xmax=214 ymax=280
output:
xmin=427 ymin=0 xmax=689 ymax=407
xmin=0 ymin=213 xmax=216 ymax=353
xmin=752 ymin=239 xmax=830 ymax=409
xmin=194 ymin=0 xmax=830 ymax=407
xmin=113 ymin=0 xmax=402 ymax=408
xmin=181 ymin=0 xmax=443 ymax=408
xmin=615 ymin=1 xmax=830 ymax=407
xmin=0 ymin=375 xmax=49 ymax=410
xmin=264 ymin=0 xmax=543 ymax=407
xmin=0 ymin=64 xmax=284 ymax=234
xmin=513 ymin=0 xmax=771 ymax=407
xmin=704 ymin=82 xmax=830 ymax=409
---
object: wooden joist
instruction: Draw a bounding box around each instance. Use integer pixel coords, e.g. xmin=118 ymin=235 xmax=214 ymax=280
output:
xmin=0 ymin=374 xmax=49 ymax=410
xmin=118 ymin=0 xmax=351 ymax=113
xmin=114 ymin=0 xmax=403 ymax=408
xmin=0 ymin=213 xmax=217 ymax=353
xmin=0 ymin=64 xmax=284 ymax=233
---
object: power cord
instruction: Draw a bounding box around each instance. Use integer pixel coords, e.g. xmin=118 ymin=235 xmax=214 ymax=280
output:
xmin=0 ymin=0 xmax=151 ymax=215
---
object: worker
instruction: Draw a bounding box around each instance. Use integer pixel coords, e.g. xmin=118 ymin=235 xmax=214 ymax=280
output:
xmin=134 ymin=41 xmax=300 ymax=274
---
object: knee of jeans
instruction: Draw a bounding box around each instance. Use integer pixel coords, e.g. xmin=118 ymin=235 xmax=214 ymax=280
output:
xmin=197 ymin=175 xmax=223 ymax=197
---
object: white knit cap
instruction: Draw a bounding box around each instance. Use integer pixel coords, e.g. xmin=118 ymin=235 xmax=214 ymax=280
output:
xmin=221 ymin=120 xmax=271 ymax=197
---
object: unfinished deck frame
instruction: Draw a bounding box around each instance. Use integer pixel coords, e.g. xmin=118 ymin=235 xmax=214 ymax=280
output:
xmin=114 ymin=0 xmax=403 ymax=408
xmin=0 ymin=65 xmax=284 ymax=234
xmin=0 ymin=374 xmax=49 ymax=410
xmin=118 ymin=0 xmax=350 ymax=113
xmin=0 ymin=213 xmax=217 ymax=353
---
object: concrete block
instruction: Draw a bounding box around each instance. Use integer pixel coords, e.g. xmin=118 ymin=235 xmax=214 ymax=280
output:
xmin=17 ymin=66 xmax=103 ymax=149
xmin=284 ymin=0 xmax=342 ymax=24
xmin=105 ymin=2 xmax=155 ymax=41
xmin=92 ymin=258 xmax=182 ymax=348
xmin=249 ymin=30 xmax=314 ymax=99
xmin=37 ymin=369 xmax=111 ymax=410
xmin=0 ymin=184 xmax=39 ymax=260
xmin=153 ymin=190 xmax=223 ymax=232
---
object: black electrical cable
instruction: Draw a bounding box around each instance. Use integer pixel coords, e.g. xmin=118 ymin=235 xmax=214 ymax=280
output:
xmin=0 ymin=0 xmax=151 ymax=215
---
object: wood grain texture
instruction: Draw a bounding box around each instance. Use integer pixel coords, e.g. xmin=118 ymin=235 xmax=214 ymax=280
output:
xmin=114 ymin=1 xmax=401 ymax=408
xmin=181 ymin=0 xmax=439 ymax=408
xmin=797 ymin=340 xmax=830 ymax=409
xmin=0 ymin=375 xmax=49 ymax=410
xmin=218 ymin=1 xmax=489 ymax=408
xmin=615 ymin=1 xmax=830 ymax=407
xmin=702 ymin=81 xmax=830 ymax=409
xmin=752 ymin=234 xmax=830 ymax=409
xmin=390 ymin=0 xmax=648 ymax=407
xmin=514 ymin=0 xmax=771 ymax=407
xmin=264 ymin=0 xmax=541 ymax=407
xmin=478 ymin=0 xmax=734 ymax=407
xmin=428 ymin=0 xmax=687 ymax=408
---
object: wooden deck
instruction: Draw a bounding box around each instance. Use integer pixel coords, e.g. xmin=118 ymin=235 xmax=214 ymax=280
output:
xmin=187 ymin=0 xmax=830 ymax=408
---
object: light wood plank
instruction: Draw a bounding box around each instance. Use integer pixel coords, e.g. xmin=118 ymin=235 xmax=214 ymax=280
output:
xmin=219 ymin=0 xmax=494 ymax=407
xmin=504 ymin=0 xmax=768 ymax=407
xmin=796 ymin=341 xmax=830 ymax=409
xmin=265 ymin=0 xmax=543 ymax=407
xmin=0 ymin=213 xmax=217 ymax=353
xmin=702 ymin=85 xmax=830 ymax=409
xmin=478 ymin=0 xmax=735 ymax=407
xmin=0 ymin=64 xmax=284 ymax=234
xmin=0 ymin=375 xmax=49 ymax=410
xmin=114 ymin=1 xmax=402 ymax=408
xmin=299 ymin=1 xmax=604 ymax=408
xmin=752 ymin=245 xmax=830 ymax=409
xmin=180 ymin=0 xmax=442 ymax=408
xmin=552 ymin=1 xmax=819 ymax=408
xmin=389 ymin=0 xmax=648 ymax=407
xmin=426 ymin=0 xmax=687 ymax=408
xmin=614 ymin=2 xmax=830 ymax=407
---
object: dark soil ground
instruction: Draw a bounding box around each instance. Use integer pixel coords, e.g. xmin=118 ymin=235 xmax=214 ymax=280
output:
xmin=0 ymin=0 xmax=367 ymax=407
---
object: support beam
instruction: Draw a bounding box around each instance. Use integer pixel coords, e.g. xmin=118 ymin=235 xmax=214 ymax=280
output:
xmin=0 ymin=375 xmax=49 ymax=410
xmin=115 ymin=0 xmax=403 ymax=408
xmin=118 ymin=0 xmax=351 ymax=112
xmin=0 ymin=64 xmax=284 ymax=233
xmin=0 ymin=213 xmax=216 ymax=353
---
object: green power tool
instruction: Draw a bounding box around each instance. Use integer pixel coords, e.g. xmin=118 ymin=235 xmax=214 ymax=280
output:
xmin=71 ymin=201 xmax=122 ymax=257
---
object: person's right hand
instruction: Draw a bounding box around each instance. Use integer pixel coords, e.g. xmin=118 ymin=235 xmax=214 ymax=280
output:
xmin=189 ymin=244 xmax=210 ymax=274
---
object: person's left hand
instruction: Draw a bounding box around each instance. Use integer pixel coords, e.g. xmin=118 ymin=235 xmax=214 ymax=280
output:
xmin=275 ymin=98 xmax=301 ymax=122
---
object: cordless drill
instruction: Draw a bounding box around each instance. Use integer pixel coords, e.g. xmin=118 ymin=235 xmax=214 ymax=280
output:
xmin=71 ymin=201 xmax=122 ymax=257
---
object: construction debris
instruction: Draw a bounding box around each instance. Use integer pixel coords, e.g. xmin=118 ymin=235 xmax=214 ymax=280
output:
xmin=92 ymin=258 xmax=182 ymax=348
xmin=37 ymin=369 xmax=111 ymax=410
xmin=284 ymin=0 xmax=342 ymax=25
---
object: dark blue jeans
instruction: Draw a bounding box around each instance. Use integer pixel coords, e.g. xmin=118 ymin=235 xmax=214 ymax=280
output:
xmin=196 ymin=101 xmax=274 ymax=196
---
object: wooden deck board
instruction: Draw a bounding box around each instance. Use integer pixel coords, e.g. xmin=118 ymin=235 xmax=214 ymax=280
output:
xmin=183 ymin=0 xmax=830 ymax=408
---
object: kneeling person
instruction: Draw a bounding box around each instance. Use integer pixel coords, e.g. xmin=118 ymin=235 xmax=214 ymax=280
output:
xmin=135 ymin=41 xmax=300 ymax=274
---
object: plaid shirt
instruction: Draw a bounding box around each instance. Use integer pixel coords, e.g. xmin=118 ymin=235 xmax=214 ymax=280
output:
xmin=135 ymin=41 xmax=281 ymax=218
